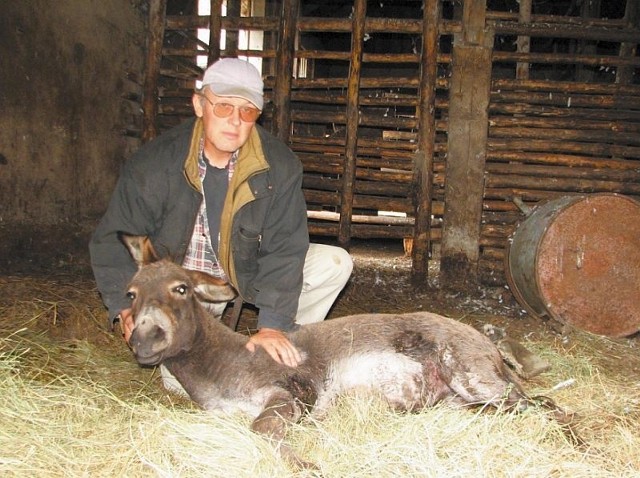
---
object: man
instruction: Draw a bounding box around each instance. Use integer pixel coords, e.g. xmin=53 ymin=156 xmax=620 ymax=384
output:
xmin=89 ymin=58 xmax=352 ymax=375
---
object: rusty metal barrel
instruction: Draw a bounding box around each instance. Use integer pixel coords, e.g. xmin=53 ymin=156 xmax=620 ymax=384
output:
xmin=505 ymin=193 xmax=640 ymax=337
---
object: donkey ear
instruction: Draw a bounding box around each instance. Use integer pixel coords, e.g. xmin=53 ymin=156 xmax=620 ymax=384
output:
xmin=119 ymin=233 xmax=159 ymax=267
xmin=188 ymin=270 xmax=238 ymax=303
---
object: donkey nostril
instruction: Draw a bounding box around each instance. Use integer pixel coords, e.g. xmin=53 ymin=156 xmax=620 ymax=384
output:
xmin=153 ymin=327 xmax=166 ymax=342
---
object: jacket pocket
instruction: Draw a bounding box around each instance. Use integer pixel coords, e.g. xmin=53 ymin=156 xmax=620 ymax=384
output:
xmin=235 ymin=227 xmax=261 ymax=260
xmin=233 ymin=228 xmax=260 ymax=302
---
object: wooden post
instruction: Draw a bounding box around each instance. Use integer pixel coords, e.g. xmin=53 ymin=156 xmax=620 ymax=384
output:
xmin=516 ymin=0 xmax=531 ymax=79
xmin=141 ymin=0 xmax=167 ymax=143
xmin=411 ymin=0 xmax=440 ymax=279
xmin=440 ymin=0 xmax=492 ymax=288
xmin=225 ymin=0 xmax=240 ymax=56
xmin=617 ymin=0 xmax=639 ymax=85
xmin=273 ymin=0 xmax=299 ymax=141
xmin=207 ymin=0 xmax=223 ymax=66
xmin=460 ymin=0 xmax=487 ymax=45
xmin=575 ymin=0 xmax=601 ymax=82
xmin=338 ymin=0 xmax=367 ymax=249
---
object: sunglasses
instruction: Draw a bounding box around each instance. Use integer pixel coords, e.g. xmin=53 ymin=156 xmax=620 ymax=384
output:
xmin=197 ymin=93 xmax=261 ymax=123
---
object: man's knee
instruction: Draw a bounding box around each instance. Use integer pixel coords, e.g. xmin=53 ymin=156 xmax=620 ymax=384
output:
xmin=330 ymin=245 xmax=353 ymax=281
xmin=310 ymin=243 xmax=353 ymax=283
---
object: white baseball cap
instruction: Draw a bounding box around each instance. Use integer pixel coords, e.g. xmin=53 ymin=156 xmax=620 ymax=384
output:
xmin=201 ymin=58 xmax=264 ymax=110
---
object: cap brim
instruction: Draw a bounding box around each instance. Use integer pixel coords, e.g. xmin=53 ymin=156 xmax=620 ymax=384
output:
xmin=208 ymin=83 xmax=263 ymax=110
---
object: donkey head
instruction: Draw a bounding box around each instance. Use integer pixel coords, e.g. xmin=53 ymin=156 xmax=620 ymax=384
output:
xmin=120 ymin=234 xmax=237 ymax=365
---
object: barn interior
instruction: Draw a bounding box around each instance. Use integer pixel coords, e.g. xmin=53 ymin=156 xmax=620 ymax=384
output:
xmin=1 ymin=1 xmax=640 ymax=475
xmin=2 ymin=0 xmax=639 ymax=330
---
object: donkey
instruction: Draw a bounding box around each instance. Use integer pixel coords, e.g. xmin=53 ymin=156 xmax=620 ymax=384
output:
xmin=121 ymin=235 xmax=577 ymax=465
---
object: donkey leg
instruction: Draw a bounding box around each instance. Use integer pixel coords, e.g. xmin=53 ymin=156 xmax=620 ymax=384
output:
xmin=251 ymin=392 xmax=314 ymax=469
xmin=252 ymin=393 xmax=301 ymax=439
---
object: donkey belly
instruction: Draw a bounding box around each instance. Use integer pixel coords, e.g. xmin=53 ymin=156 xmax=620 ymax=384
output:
xmin=200 ymin=384 xmax=283 ymax=418
xmin=314 ymin=351 xmax=448 ymax=413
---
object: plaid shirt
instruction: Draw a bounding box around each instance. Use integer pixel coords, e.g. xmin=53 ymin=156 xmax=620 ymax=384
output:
xmin=182 ymin=140 xmax=237 ymax=280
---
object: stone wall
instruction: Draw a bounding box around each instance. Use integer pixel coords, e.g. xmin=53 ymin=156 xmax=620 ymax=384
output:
xmin=0 ymin=0 xmax=146 ymax=224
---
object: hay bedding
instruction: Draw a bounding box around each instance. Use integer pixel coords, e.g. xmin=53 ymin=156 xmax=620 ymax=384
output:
xmin=0 ymin=236 xmax=639 ymax=477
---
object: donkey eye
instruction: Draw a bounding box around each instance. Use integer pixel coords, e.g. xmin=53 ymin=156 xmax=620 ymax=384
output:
xmin=174 ymin=284 xmax=188 ymax=295
xmin=126 ymin=291 xmax=136 ymax=300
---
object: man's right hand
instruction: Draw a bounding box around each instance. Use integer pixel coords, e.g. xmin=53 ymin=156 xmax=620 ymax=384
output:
xmin=245 ymin=328 xmax=302 ymax=367
xmin=118 ymin=308 xmax=134 ymax=344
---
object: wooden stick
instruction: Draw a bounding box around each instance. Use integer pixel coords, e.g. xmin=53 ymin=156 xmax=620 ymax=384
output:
xmin=487 ymin=151 xmax=640 ymax=170
xmin=494 ymin=50 xmax=640 ymax=68
xmin=308 ymin=210 xmax=414 ymax=226
xmin=490 ymin=119 xmax=640 ymax=134
xmin=272 ymin=0 xmax=299 ymax=141
xmin=308 ymin=222 xmax=419 ymax=239
xmin=485 ymin=174 xmax=640 ymax=195
xmin=207 ymin=0 xmax=223 ymax=65
xmin=490 ymin=90 xmax=640 ymax=108
xmin=493 ymin=78 xmax=640 ymax=95
xmin=488 ymin=138 xmax=640 ymax=158
xmin=489 ymin=104 xmax=640 ymax=122
xmin=142 ymin=0 xmax=167 ymax=143
xmin=491 ymin=21 xmax=640 ymax=43
xmin=516 ymin=0 xmax=532 ymax=80
xmin=412 ymin=0 xmax=440 ymax=276
xmin=304 ymin=189 xmax=413 ymax=213
xmin=338 ymin=0 xmax=367 ymax=248
xmin=617 ymin=0 xmax=640 ymax=84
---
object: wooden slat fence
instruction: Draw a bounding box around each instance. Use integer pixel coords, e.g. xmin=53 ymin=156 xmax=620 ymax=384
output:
xmin=477 ymin=1 xmax=640 ymax=284
xmin=141 ymin=0 xmax=640 ymax=287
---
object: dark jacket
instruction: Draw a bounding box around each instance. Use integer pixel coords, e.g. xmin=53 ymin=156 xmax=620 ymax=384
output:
xmin=89 ymin=118 xmax=309 ymax=331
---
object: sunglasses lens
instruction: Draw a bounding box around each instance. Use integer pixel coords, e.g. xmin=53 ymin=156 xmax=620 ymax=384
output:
xmin=207 ymin=99 xmax=260 ymax=122
xmin=239 ymin=107 xmax=260 ymax=122
xmin=213 ymin=103 xmax=235 ymax=117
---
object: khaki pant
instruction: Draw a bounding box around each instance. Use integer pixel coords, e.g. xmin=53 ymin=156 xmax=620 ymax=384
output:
xmin=160 ymin=243 xmax=353 ymax=394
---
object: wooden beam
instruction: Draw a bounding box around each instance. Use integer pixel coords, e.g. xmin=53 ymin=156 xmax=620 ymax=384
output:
xmin=462 ymin=0 xmax=487 ymax=45
xmin=441 ymin=0 xmax=492 ymax=288
xmin=516 ymin=0 xmax=531 ymax=79
xmin=225 ymin=0 xmax=240 ymax=55
xmin=411 ymin=0 xmax=440 ymax=279
xmin=207 ymin=0 xmax=223 ymax=65
xmin=491 ymin=22 xmax=640 ymax=43
xmin=575 ymin=0 xmax=601 ymax=83
xmin=308 ymin=210 xmax=414 ymax=227
xmin=142 ymin=0 xmax=167 ymax=143
xmin=272 ymin=0 xmax=299 ymax=141
xmin=338 ymin=0 xmax=367 ymax=249
xmin=617 ymin=0 xmax=640 ymax=85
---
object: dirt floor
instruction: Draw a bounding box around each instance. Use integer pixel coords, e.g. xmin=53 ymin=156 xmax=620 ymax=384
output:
xmin=1 ymin=222 xmax=639 ymax=379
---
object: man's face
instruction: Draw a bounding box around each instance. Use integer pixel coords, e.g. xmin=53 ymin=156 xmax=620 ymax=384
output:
xmin=192 ymin=89 xmax=259 ymax=161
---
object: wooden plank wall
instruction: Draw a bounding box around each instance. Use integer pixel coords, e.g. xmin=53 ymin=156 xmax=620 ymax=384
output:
xmin=479 ymin=2 xmax=640 ymax=284
xmin=290 ymin=4 xmax=448 ymax=257
xmin=142 ymin=0 xmax=640 ymax=287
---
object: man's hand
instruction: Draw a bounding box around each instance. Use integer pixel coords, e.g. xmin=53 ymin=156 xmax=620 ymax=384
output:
xmin=117 ymin=308 xmax=134 ymax=344
xmin=245 ymin=328 xmax=302 ymax=367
